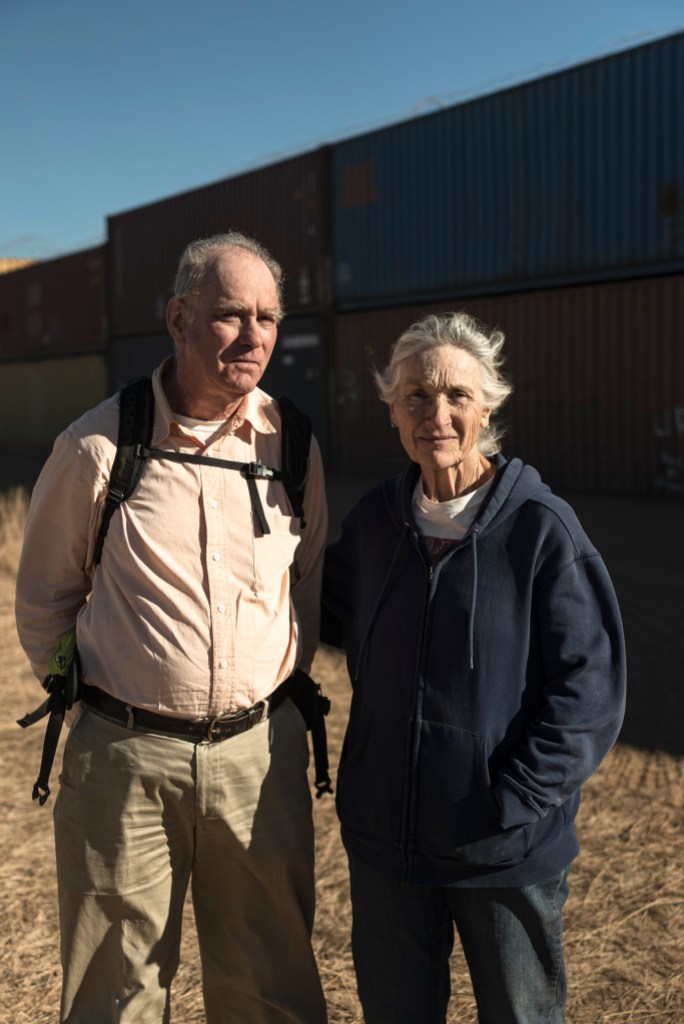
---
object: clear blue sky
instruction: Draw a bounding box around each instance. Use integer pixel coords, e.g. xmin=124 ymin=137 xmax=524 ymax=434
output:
xmin=2 ymin=0 xmax=683 ymax=260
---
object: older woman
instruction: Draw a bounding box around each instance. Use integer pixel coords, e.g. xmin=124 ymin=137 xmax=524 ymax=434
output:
xmin=322 ymin=312 xmax=626 ymax=1024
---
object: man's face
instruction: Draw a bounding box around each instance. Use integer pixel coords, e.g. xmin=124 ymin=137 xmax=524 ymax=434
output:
xmin=167 ymin=248 xmax=281 ymax=418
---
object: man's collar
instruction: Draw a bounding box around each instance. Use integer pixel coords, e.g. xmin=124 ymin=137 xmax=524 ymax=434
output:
xmin=150 ymin=357 xmax=277 ymax=443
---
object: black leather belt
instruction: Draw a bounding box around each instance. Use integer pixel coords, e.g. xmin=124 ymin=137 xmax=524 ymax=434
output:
xmin=82 ymin=683 xmax=269 ymax=742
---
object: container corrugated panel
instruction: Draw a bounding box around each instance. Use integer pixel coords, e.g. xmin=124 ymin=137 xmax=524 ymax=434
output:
xmin=332 ymin=32 xmax=684 ymax=308
xmin=108 ymin=149 xmax=330 ymax=337
xmin=109 ymin=333 xmax=175 ymax=393
xmin=261 ymin=316 xmax=330 ymax=462
xmin=0 ymin=247 xmax=107 ymax=359
xmin=330 ymin=274 xmax=684 ymax=496
xmin=0 ymin=354 xmax=108 ymax=447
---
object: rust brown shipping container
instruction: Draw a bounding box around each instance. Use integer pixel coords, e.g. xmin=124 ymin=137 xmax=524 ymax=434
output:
xmin=330 ymin=274 xmax=684 ymax=497
xmin=108 ymin=149 xmax=331 ymax=338
xmin=0 ymin=247 xmax=107 ymax=360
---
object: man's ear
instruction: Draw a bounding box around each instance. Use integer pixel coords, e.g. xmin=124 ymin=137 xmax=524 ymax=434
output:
xmin=166 ymin=298 xmax=186 ymax=345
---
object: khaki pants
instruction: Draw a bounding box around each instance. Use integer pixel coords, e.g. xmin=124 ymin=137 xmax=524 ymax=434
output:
xmin=54 ymin=700 xmax=327 ymax=1023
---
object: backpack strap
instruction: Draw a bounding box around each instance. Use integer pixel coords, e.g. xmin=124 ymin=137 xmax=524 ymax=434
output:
xmin=93 ymin=377 xmax=154 ymax=565
xmin=94 ymin=381 xmax=311 ymax=559
xmin=277 ymin=395 xmax=312 ymax=528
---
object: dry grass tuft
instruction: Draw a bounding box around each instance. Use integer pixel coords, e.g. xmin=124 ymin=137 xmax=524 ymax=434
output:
xmin=0 ymin=487 xmax=28 ymax=579
xmin=1 ymin=495 xmax=682 ymax=1022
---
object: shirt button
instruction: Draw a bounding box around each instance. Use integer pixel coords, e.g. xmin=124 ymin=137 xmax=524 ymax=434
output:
xmin=210 ymin=499 xmax=218 ymax=509
xmin=218 ymin=659 xmax=228 ymax=669
xmin=217 ymin=604 xmax=226 ymax=613
xmin=212 ymin=553 xmax=221 ymax=562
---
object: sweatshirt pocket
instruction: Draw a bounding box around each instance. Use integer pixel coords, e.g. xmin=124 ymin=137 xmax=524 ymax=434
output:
xmin=336 ymin=710 xmax=408 ymax=848
xmin=413 ymin=721 xmax=529 ymax=867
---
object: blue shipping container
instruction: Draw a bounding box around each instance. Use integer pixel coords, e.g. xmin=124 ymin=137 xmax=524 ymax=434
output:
xmin=332 ymin=32 xmax=684 ymax=307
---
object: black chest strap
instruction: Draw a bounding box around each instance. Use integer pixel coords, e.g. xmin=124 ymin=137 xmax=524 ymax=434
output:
xmin=94 ymin=378 xmax=311 ymax=563
xmin=142 ymin=446 xmax=281 ymax=536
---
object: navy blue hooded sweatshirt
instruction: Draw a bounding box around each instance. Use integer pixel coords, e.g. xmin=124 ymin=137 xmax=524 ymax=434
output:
xmin=322 ymin=456 xmax=626 ymax=887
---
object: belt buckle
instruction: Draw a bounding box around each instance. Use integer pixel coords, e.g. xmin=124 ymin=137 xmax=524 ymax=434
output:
xmin=206 ymin=712 xmax=242 ymax=742
xmin=206 ymin=716 xmax=223 ymax=743
xmin=205 ymin=704 xmax=262 ymax=743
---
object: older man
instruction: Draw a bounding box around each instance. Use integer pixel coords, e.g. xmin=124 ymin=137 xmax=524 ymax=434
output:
xmin=15 ymin=232 xmax=328 ymax=1023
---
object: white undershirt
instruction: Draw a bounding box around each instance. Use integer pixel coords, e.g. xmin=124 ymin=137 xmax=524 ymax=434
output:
xmin=173 ymin=413 xmax=229 ymax=446
xmin=412 ymin=475 xmax=495 ymax=540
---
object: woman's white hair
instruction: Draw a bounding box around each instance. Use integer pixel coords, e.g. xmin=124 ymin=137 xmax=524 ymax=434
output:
xmin=374 ymin=312 xmax=513 ymax=456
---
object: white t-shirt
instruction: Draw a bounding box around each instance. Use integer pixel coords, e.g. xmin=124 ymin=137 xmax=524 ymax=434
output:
xmin=412 ymin=476 xmax=495 ymax=540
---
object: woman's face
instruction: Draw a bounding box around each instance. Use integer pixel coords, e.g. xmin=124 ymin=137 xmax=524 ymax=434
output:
xmin=389 ymin=345 xmax=491 ymax=487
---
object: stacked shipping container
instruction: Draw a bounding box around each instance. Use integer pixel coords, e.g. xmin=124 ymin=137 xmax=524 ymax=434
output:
xmin=105 ymin=148 xmax=331 ymax=457
xmin=0 ymin=248 xmax=108 ymax=484
xmin=330 ymin=274 xmax=684 ymax=494
xmin=329 ymin=32 xmax=684 ymax=490
xmin=1 ymin=32 xmax=682 ymax=494
xmin=331 ymin=32 xmax=684 ymax=306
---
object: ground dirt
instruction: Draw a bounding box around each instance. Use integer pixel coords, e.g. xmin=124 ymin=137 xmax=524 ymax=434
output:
xmin=0 ymin=483 xmax=682 ymax=1023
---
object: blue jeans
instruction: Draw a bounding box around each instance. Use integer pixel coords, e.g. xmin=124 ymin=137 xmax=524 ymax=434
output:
xmin=348 ymin=854 xmax=569 ymax=1024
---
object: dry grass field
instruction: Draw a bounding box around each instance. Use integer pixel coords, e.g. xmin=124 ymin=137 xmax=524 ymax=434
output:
xmin=0 ymin=487 xmax=682 ymax=1023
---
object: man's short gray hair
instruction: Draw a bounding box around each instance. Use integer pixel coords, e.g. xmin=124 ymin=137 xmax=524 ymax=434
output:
xmin=174 ymin=231 xmax=284 ymax=313
xmin=374 ymin=312 xmax=513 ymax=456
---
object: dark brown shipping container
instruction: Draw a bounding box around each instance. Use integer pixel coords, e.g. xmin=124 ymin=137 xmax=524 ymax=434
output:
xmin=109 ymin=333 xmax=175 ymax=393
xmin=330 ymin=274 xmax=684 ymax=496
xmin=108 ymin=149 xmax=331 ymax=338
xmin=0 ymin=247 xmax=107 ymax=360
xmin=0 ymin=353 xmax=108 ymax=447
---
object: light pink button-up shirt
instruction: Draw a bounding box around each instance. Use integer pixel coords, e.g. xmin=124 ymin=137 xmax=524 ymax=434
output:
xmin=15 ymin=360 xmax=328 ymax=718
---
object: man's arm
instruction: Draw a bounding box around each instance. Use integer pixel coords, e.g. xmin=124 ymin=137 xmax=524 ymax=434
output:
xmin=15 ymin=429 xmax=106 ymax=681
xmin=289 ymin=435 xmax=328 ymax=674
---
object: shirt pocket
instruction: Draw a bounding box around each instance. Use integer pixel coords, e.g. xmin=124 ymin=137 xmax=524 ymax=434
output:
xmin=251 ymin=511 xmax=301 ymax=595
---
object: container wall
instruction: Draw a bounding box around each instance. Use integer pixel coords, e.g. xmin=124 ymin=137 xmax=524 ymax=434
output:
xmin=0 ymin=247 xmax=107 ymax=359
xmin=0 ymin=354 xmax=108 ymax=447
xmin=260 ymin=316 xmax=330 ymax=463
xmin=108 ymin=149 xmax=330 ymax=337
xmin=109 ymin=333 xmax=175 ymax=393
xmin=330 ymin=274 xmax=684 ymax=496
xmin=332 ymin=32 xmax=684 ymax=308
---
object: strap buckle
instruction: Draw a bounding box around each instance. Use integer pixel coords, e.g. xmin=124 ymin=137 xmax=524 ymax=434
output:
xmin=242 ymin=461 xmax=275 ymax=480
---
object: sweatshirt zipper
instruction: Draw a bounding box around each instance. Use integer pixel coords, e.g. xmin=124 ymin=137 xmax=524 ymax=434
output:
xmin=399 ymin=533 xmax=444 ymax=880
xmin=399 ymin=528 xmax=479 ymax=880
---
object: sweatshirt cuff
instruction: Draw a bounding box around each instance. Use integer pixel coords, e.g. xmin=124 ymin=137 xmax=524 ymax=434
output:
xmin=495 ymin=784 xmax=542 ymax=830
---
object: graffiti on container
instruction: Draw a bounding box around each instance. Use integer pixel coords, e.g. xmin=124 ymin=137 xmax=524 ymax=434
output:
xmin=653 ymin=404 xmax=684 ymax=494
